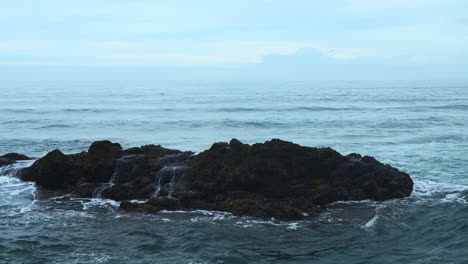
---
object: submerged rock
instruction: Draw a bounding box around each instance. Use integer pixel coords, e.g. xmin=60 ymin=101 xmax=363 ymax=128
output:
xmin=18 ymin=139 xmax=413 ymax=220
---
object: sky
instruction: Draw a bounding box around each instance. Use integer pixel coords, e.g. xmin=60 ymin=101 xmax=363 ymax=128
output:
xmin=1 ymin=0 xmax=467 ymax=80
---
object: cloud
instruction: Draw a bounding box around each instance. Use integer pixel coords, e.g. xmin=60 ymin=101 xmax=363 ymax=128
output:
xmin=0 ymin=0 xmax=467 ymax=79
xmin=0 ymin=41 xmax=385 ymax=67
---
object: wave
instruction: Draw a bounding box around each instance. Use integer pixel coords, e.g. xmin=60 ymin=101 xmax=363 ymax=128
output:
xmin=79 ymin=198 xmax=121 ymax=210
xmin=216 ymin=107 xmax=269 ymax=112
xmin=221 ymin=119 xmax=288 ymax=128
xmin=212 ymin=104 xmax=468 ymax=113
xmin=37 ymin=124 xmax=74 ymax=129
xmin=0 ymin=160 xmax=35 ymax=178
xmin=429 ymin=104 xmax=468 ymax=110
xmin=63 ymin=108 xmax=111 ymax=113
xmin=412 ymin=179 xmax=468 ymax=203
xmin=0 ymin=177 xmax=36 ymax=216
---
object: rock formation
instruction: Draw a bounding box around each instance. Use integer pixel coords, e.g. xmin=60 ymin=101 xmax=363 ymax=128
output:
xmin=0 ymin=153 xmax=31 ymax=166
xmin=14 ymin=139 xmax=413 ymax=220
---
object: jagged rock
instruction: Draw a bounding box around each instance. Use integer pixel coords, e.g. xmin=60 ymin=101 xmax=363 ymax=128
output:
xmin=18 ymin=139 xmax=413 ymax=221
xmin=0 ymin=153 xmax=31 ymax=166
xmin=74 ymin=182 xmax=103 ymax=197
xmin=102 ymin=184 xmax=138 ymax=201
xmin=84 ymin=140 xmax=123 ymax=182
xmin=20 ymin=141 xmax=123 ymax=189
xmin=20 ymin=150 xmax=86 ymax=189
xmin=182 ymin=139 xmax=413 ymax=205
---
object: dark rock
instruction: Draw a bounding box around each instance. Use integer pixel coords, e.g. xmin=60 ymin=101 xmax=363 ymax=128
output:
xmin=88 ymin=140 xmax=122 ymax=159
xmin=141 ymin=145 xmax=184 ymax=159
xmin=1 ymin=153 xmax=30 ymax=160
xmin=184 ymin=139 xmax=413 ymax=206
xmin=74 ymin=182 xmax=102 ymax=198
xmin=0 ymin=153 xmax=31 ymax=166
xmin=0 ymin=158 xmax=14 ymax=166
xmin=123 ymin=147 xmax=145 ymax=155
xmin=103 ymin=184 xmax=137 ymax=201
xmin=20 ymin=150 xmax=85 ymax=188
xmin=85 ymin=140 xmax=123 ymax=182
xmin=20 ymin=140 xmax=125 ymax=189
xmin=17 ymin=138 xmax=413 ymax=221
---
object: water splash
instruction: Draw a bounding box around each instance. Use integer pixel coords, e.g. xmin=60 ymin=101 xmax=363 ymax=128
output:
xmin=362 ymin=205 xmax=383 ymax=231
xmin=0 ymin=160 xmax=36 ymax=216
xmin=168 ymin=166 xmax=177 ymax=198
xmin=152 ymin=165 xmax=184 ymax=198
xmin=0 ymin=160 xmax=35 ymax=178
xmin=93 ymin=157 xmax=124 ymax=198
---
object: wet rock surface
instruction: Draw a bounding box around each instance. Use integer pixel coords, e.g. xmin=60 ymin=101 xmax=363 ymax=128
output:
xmin=0 ymin=153 xmax=31 ymax=166
xmin=17 ymin=139 xmax=413 ymax=220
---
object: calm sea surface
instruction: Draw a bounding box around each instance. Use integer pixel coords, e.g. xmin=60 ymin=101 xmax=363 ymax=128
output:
xmin=1 ymin=80 xmax=467 ymax=263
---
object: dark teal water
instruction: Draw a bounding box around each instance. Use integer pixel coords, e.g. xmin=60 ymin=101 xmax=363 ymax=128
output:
xmin=1 ymin=80 xmax=467 ymax=263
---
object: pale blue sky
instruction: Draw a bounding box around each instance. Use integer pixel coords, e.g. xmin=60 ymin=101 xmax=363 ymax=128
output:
xmin=1 ymin=0 xmax=467 ymax=80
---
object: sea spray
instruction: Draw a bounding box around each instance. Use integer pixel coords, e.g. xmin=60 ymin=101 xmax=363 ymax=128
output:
xmin=0 ymin=160 xmax=35 ymax=178
xmin=0 ymin=160 xmax=36 ymax=216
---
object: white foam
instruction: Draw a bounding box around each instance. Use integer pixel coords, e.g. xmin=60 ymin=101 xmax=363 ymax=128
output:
xmin=412 ymin=179 xmax=468 ymax=203
xmin=128 ymin=199 xmax=146 ymax=204
xmin=80 ymin=198 xmax=121 ymax=210
xmin=413 ymin=179 xmax=467 ymax=196
xmin=0 ymin=160 xmax=35 ymax=177
xmin=331 ymin=199 xmax=378 ymax=206
xmin=286 ymin=222 xmax=301 ymax=230
xmin=362 ymin=214 xmax=379 ymax=231
xmin=159 ymin=209 xmax=233 ymax=217
xmin=0 ymin=161 xmax=37 ymax=216
xmin=234 ymin=218 xmax=303 ymax=229
xmin=64 ymin=252 xmax=111 ymax=264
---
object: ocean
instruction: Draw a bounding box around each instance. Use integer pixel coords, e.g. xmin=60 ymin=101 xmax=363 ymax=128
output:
xmin=1 ymin=80 xmax=467 ymax=263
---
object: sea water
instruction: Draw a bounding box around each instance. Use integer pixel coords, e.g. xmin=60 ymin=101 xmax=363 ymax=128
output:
xmin=0 ymin=80 xmax=467 ymax=263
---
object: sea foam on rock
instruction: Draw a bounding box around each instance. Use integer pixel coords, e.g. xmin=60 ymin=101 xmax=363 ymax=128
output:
xmin=16 ymin=139 xmax=413 ymax=220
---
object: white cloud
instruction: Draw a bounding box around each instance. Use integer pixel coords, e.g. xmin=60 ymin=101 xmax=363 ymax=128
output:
xmin=0 ymin=40 xmax=381 ymax=67
xmin=107 ymin=42 xmax=379 ymax=66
